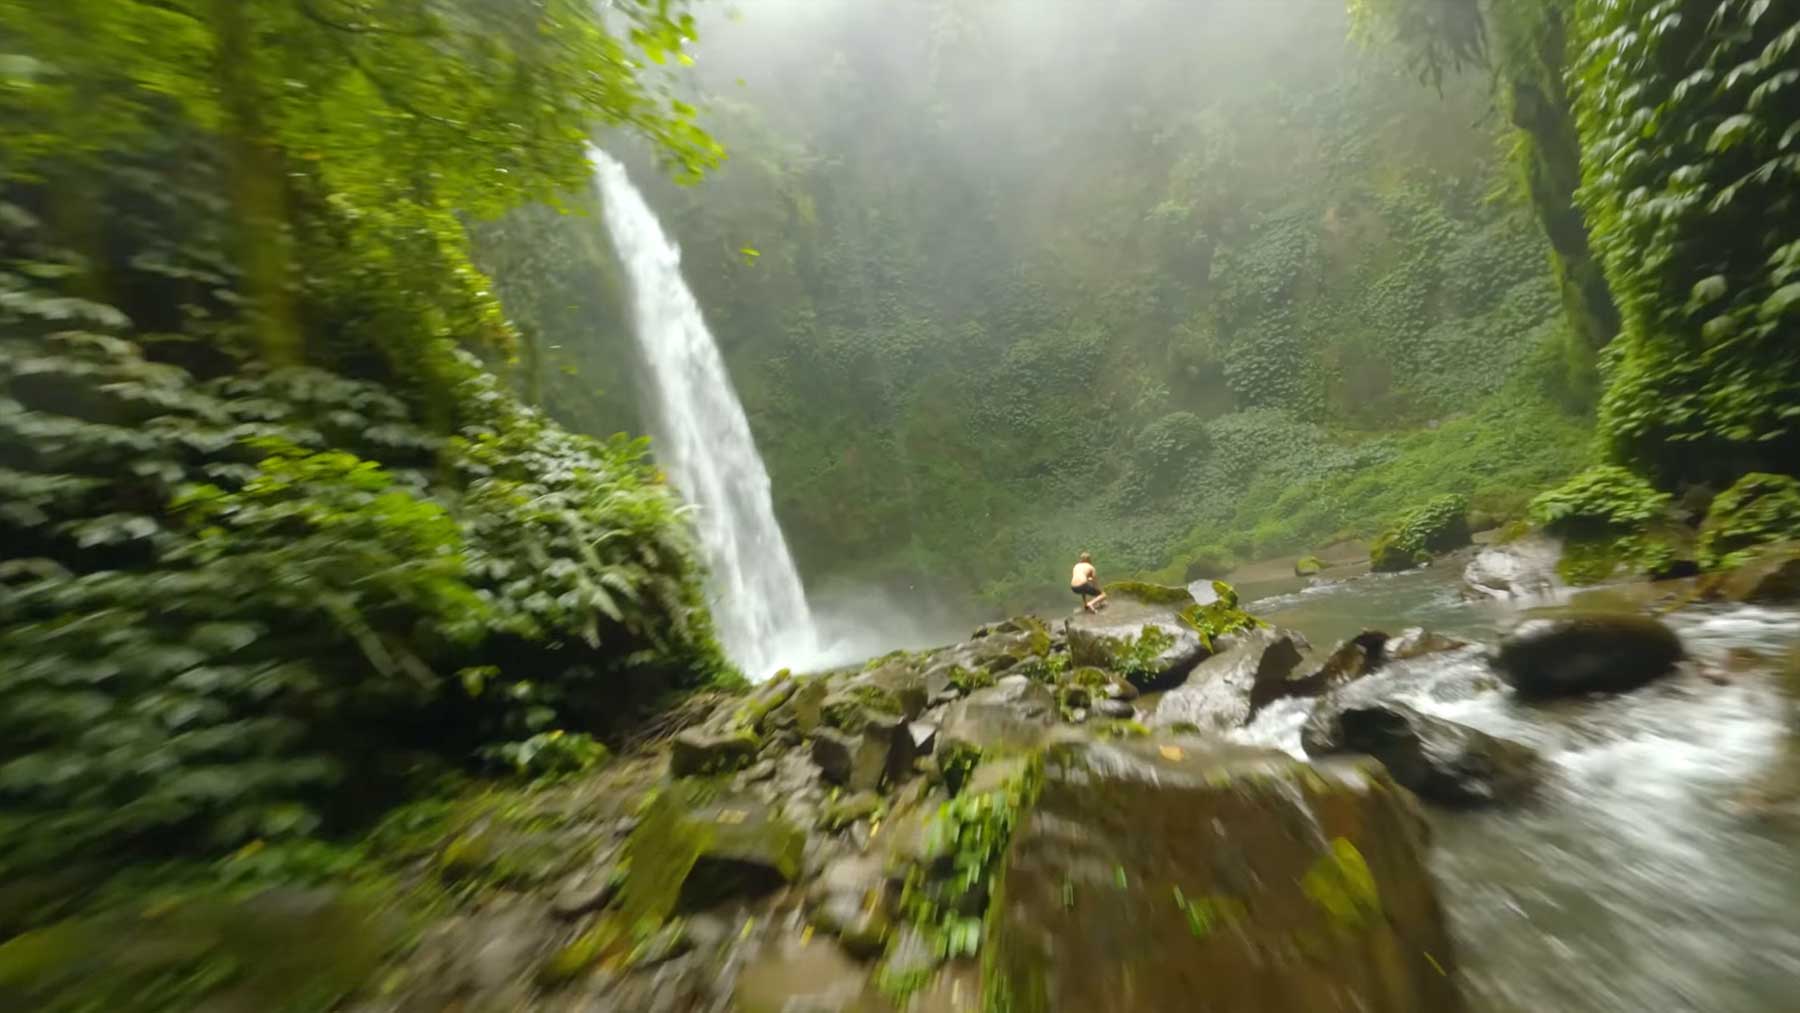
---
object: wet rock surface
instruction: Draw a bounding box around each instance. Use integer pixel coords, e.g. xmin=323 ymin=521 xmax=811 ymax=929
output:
xmin=331 ymin=597 xmax=1497 ymax=1013
xmin=1152 ymin=627 xmax=1307 ymax=731
xmin=1494 ymin=613 xmax=1685 ymax=698
xmin=1464 ymin=535 xmax=1564 ymax=599
xmin=1303 ymin=699 xmax=1541 ymax=806
xmin=987 ymin=737 xmax=1462 ymax=1012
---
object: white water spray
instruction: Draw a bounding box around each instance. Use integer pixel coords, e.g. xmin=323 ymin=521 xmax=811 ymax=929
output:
xmin=589 ymin=147 xmax=819 ymax=679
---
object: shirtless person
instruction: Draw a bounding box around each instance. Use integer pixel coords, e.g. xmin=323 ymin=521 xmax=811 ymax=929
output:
xmin=1070 ymin=552 xmax=1107 ymax=613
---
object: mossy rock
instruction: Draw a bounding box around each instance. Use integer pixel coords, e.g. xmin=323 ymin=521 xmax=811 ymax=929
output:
xmin=1293 ymin=555 xmax=1324 ymax=577
xmin=0 ymin=890 xmax=395 ymax=1013
xmin=1370 ymin=494 xmax=1471 ymax=572
xmin=1369 ymin=532 xmax=1425 ymax=573
xmin=820 ymin=791 xmax=884 ymax=832
xmin=984 ymin=740 xmax=1459 ymax=1013
xmin=1105 ymin=580 xmax=1196 ymax=606
xmin=669 ymin=726 xmax=761 ymax=778
xmin=611 ymin=782 xmax=804 ymax=928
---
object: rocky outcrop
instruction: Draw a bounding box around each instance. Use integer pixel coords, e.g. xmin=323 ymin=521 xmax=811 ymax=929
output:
xmin=1463 ymin=535 xmax=1563 ymax=599
xmin=1698 ymin=542 xmax=1800 ymax=604
xmin=1493 ymin=613 xmax=1685 ymax=698
xmin=1302 ymin=699 xmax=1540 ymax=807
xmin=669 ymin=726 xmax=760 ymax=778
xmin=986 ymin=737 xmax=1462 ymax=1012
xmin=1257 ymin=630 xmax=1387 ymax=712
xmin=1387 ymin=626 xmax=1472 ymax=661
xmin=614 ymin=781 xmax=805 ymax=919
xmin=1151 ymin=627 xmax=1307 ymax=732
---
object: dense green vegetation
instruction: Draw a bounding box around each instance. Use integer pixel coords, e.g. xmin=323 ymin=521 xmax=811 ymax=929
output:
xmin=0 ymin=0 xmax=732 ymax=887
xmin=491 ymin=0 xmax=1599 ymax=608
xmin=1355 ymin=0 xmax=1800 ymax=579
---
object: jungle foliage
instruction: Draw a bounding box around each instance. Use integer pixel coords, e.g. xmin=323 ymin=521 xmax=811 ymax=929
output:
xmin=492 ymin=0 xmax=1594 ymax=609
xmin=0 ymin=0 xmax=729 ymax=880
xmin=1357 ymin=0 xmax=1800 ymax=571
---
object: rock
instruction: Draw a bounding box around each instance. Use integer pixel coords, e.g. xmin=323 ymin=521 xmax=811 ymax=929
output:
xmin=986 ymin=738 xmax=1461 ymax=1013
xmin=550 ymin=856 xmax=624 ymax=918
xmin=874 ymin=925 xmax=943 ymax=998
xmin=1104 ymin=580 xmax=1196 ymax=606
xmin=780 ymin=677 xmax=830 ymax=734
xmin=738 ymin=759 xmax=778 ymax=785
xmin=733 ymin=937 xmax=886 ymax=1013
xmin=810 ymin=890 xmax=892 ymax=959
xmin=852 ymin=664 xmax=930 ymax=720
xmin=1294 ymin=554 xmax=1324 ymax=577
xmin=1094 ymin=698 xmax=1135 ymax=719
xmin=613 ymin=782 xmax=805 ymax=920
xmin=1463 ymin=535 xmax=1563 ymax=599
xmin=1066 ymin=624 xmax=1116 ymax=668
xmin=812 ymin=727 xmax=892 ymax=791
xmin=807 ymin=855 xmax=895 ymax=959
xmin=732 ymin=673 xmax=799 ymax=733
xmin=1700 ymin=542 xmax=1800 ymax=603
xmin=1071 ymin=621 xmax=1211 ymax=693
xmin=906 ymin=721 xmax=938 ymax=754
xmin=1494 ymin=613 xmax=1685 ymax=698
xmin=1152 ymin=627 xmax=1307 ymax=733
xmin=1303 ymin=700 xmax=1540 ymax=806
xmin=932 ymin=675 xmax=1059 ymax=779
xmin=1254 ymin=630 xmax=1386 ymax=714
xmin=669 ymin=725 xmax=760 ymax=778
xmin=1387 ymin=627 xmax=1471 ymax=660
xmin=821 ymin=791 xmax=883 ymax=831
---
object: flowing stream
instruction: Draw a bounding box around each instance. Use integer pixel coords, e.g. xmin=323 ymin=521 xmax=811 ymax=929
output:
xmin=1220 ymin=564 xmax=1800 ymax=1012
xmin=590 ymin=148 xmax=818 ymax=679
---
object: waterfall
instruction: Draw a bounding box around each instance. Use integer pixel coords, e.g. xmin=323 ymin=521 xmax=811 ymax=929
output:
xmin=589 ymin=147 xmax=818 ymax=680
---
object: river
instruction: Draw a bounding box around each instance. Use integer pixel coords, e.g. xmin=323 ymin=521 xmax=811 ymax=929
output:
xmin=1214 ymin=562 xmax=1800 ymax=1012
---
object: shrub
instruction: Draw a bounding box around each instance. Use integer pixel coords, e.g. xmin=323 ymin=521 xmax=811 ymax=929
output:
xmin=0 ymin=332 xmax=726 ymax=876
xmin=1370 ymin=494 xmax=1470 ymax=572
xmin=1699 ymin=473 xmax=1800 ymax=570
xmin=1574 ymin=0 xmax=1800 ymax=484
xmin=1527 ymin=465 xmax=1668 ymax=537
xmin=1527 ymin=465 xmax=1680 ymax=584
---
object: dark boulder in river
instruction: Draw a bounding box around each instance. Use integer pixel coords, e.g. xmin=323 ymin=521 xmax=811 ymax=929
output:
xmin=1151 ymin=627 xmax=1308 ymax=732
xmin=1494 ymin=614 xmax=1685 ymax=698
xmin=986 ymin=737 xmax=1463 ymax=1012
xmin=1303 ymin=699 xmax=1541 ymax=807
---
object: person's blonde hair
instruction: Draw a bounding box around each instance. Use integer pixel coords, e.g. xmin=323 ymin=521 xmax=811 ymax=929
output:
xmin=1079 ymin=551 xmax=1092 ymax=562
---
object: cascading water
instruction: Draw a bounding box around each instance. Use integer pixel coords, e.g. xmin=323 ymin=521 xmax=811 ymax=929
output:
xmin=589 ymin=147 xmax=817 ymax=679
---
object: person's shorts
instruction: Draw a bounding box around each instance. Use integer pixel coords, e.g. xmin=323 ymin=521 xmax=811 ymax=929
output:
xmin=1071 ymin=581 xmax=1101 ymax=597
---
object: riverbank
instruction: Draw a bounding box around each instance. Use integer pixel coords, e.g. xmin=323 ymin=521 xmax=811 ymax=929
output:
xmin=9 ymin=544 xmax=1795 ymax=1012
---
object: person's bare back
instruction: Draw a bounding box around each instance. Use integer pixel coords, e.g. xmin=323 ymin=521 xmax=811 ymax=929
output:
xmin=1070 ymin=552 xmax=1106 ymax=612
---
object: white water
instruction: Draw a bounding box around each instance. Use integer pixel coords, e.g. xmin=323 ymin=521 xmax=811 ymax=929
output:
xmin=589 ymin=148 xmax=819 ymax=679
xmin=1223 ymin=567 xmax=1800 ymax=1011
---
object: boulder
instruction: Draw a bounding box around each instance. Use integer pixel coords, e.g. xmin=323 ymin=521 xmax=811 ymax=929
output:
xmin=931 ymin=677 xmax=1058 ymax=795
xmin=986 ymin=738 xmax=1462 ymax=1013
xmin=669 ymin=725 xmax=760 ymax=778
xmin=1302 ymin=700 xmax=1540 ymax=806
xmin=1253 ymin=630 xmax=1386 ymax=714
xmin=1463 ymin=535 xmax=1562 ymax=599
xmin=1700 ymin=542 xmax=1800 ymax=604
xmin=1152 ymin=628 xmax=1307 ymax=733
xmin=1093 ymin=698 xmax=1135 ymax=720
xmin=851 ymin=664 xmax=929 ymax=720
xmin=812 ymin=713 xmax=911 ymax=792
xmin=1386 ymin=627 xmax=1471 ymax=661
xmin=1294 ymin=555 xmax=1324 ymax=577
xmin=613 ymin=783 xmax=804 ymax=920
xmin=1070 ymin=621 xmax=1212 ymax=693
xmin=1493 ymin=613 xmax=1684 ymax=698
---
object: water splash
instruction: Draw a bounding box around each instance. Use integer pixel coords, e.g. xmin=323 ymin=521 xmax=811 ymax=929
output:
xmin=589 ymin=147 xmax=817 ymax=679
